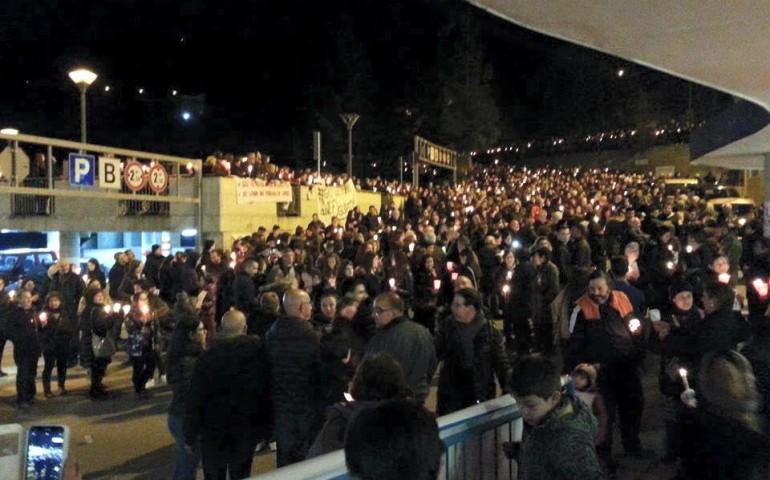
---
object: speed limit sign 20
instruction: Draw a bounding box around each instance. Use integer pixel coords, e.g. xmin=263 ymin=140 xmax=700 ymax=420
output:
xmin=148 ymin=164 xmax=169 ymax=193
xmin=124 ymin=161 xmax=146 ymax=191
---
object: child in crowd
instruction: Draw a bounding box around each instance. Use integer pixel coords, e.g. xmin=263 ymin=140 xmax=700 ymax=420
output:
xmin=504 ymin=356 xmax=604 ymax=480
xmin=571 ymin=363 xmax=611 ymax=471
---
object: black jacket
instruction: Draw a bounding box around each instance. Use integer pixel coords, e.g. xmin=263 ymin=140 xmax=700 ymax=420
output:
xmin=184 ymin=334 xmax=271 ymax=444
xmin=265 ymin=316 xmax=322 ymax=416
xmin=435 ymin=313 xmax=510 ymax=415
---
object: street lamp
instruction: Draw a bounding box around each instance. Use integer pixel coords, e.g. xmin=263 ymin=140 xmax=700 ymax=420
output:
xmin=340 ymin=113 xmax=360 ymax=177
xmin=68 ymin=68 xmax=98 ymax=145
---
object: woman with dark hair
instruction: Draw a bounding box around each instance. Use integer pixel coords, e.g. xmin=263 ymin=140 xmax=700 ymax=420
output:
xmin=38 ymin=291 xmax=76 ymax=397
xmin=412 ymin=255 xmax=440 ymax=334
xmin=306 ymin=352 xmax=411 ymax=458
xmin=318 ymin=296 xmax=366 ymax=409
xmin=166 ymin=295 xmax=206 ymax=480
xmin=356 ymin=251 xmax=383 ymax=298
xmin=125 ymin=290 xmax=157 ymax=399
xmin=80 ymin=286 xmax=116 ymax=399
xmin=85 ymin=258 xmax=106 ymax=291
xmin=336 ymin=260 xmax=356 ymax=298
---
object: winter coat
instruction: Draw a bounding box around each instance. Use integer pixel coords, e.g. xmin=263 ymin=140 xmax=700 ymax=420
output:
xmin=265 ymin=316 xmax=322 ymax=417
xmin=184 ymin=334 xmax=271 ymax=444
xmin=37 ymin=307 xmax=75 ymax=354
xmin=518 ymin=395 xmax=604 ymax=480
xmin=435 ymin=312 xmax=510 ymax=415
xmin=305 ymin=400 xmax=382 ymax=459
xmin=364 ymin=317 xmax=437 ymax=403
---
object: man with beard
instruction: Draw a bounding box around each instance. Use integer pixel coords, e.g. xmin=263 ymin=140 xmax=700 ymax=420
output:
xmin=566 ymin=270 xmax=652 ymax=466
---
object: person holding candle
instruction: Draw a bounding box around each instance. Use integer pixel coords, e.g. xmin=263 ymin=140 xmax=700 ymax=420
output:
xmin=566 ymin=269 xmax=652 ymax=461
xmin=680 ymin=350 xmax=770 ymax=479
xmin=38 ymin=291 xmax=76 ymax=397
xmin=412 ymin=255 xmax=440 ymax=334
xmin=650 ymin=280 xmax=704 ymax=465
xmin=6 ymin=290 xmax=40 ymax=408
xmin=80 ymin=286 xmax=115 ymax=399
xmin=125 ymin=291 xmax=157 ymax=399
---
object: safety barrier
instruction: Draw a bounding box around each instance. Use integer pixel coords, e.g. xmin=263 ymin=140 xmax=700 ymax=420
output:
xmin=250 ymin=395 xmax=522 ymax=480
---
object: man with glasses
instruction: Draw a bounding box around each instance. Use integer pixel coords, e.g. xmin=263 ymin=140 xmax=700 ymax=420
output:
xmin=364 ymin=292 xmax=437 ymax=404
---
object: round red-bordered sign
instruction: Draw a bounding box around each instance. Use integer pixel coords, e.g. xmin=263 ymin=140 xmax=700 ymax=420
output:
xmin=148 ymin=164 xmax=169 ymax=193
xmin=124 ymin=161 xmax=147 ymax=191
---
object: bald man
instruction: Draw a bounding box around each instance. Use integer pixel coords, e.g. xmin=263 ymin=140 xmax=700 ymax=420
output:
xmin=265 ymin=288 xmax=322 ymax=467
xmin=184 ymin=308 xmax=271 ymax=479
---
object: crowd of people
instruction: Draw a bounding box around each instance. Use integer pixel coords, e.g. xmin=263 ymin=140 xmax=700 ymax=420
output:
xmin=1 ymin=163 xmax=770 ymax=479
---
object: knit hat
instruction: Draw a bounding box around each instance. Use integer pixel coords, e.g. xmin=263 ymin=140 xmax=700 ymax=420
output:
xmin=669 ymin=280 xmax=695 ymax=299
xmin=572 ymin=363 xmax=598 ymax=388
xmin=151 ymin=244 xmax=161 ymax=254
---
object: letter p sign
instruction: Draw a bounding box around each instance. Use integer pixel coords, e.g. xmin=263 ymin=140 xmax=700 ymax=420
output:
xmin=69 ymin=153 xmax=95 ymax=187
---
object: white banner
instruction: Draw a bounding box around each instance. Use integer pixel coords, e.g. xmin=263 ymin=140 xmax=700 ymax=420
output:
xmin=317 ymin=179 xmax=357 ymax=218
xmin=235 ymin=179 xmax=293 ymax=204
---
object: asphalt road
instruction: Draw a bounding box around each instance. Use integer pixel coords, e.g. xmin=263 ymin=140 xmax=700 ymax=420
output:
xmin=0 ymin=343 xmax=679 ymax=480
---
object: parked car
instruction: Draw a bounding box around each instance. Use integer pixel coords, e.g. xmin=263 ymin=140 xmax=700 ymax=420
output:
xmin=706 ymin=197 xmax=757 ymax=226
xmin=0 ymin=248 xmax=58 ymax=285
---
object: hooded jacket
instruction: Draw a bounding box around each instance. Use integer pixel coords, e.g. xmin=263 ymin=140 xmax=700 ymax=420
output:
xmin=519 ymin=394 xmax=604 ymax=480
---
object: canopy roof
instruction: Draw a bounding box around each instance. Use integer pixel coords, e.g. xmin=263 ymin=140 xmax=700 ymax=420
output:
xmin=467 ymin=1 xmax=770 ymax=166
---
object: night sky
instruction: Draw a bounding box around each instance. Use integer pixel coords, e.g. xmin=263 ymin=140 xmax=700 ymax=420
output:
xmin=0 ymin=0 xmax=731 ymax=167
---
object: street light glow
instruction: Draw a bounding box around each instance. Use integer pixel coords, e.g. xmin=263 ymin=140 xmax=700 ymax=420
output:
xmin=68 ymin=68 xmax=98 ymax=87
xmin=0 ymin=128 xmax=19 ymax=135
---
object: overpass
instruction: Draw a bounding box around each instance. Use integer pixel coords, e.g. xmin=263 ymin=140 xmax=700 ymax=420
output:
xmin=0 ymin=132 xmax=397 ymax=259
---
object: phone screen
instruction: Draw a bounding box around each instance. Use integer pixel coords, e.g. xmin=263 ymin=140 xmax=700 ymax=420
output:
xmin=25 ymin=426 xmax=66 ymax=480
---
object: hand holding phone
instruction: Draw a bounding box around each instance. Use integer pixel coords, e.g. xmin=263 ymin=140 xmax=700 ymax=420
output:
xmin=25 ymin=425 xmax=70 ymax=480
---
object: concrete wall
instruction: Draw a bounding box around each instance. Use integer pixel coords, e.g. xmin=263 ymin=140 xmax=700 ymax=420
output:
xmin=200 ymin=177 xmax=403 ymax=246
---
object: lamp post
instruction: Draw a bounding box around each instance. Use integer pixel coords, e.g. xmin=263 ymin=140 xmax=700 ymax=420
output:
xmin=68 ymin=68 xmax=98 ymax=146
xmin=340 ymin=113 xmax=359 ymax=177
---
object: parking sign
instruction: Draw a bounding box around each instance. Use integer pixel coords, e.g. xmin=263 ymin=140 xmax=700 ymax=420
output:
xmin=69 ymin=153 xmax=95 ymax=187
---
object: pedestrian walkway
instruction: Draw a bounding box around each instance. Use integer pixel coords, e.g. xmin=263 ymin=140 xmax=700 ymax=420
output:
xmin=0 ymin=344 xmax=680 ymax=479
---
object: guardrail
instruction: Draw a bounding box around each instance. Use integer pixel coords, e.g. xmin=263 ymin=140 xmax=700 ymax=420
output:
xmin=251 ymin=395 xmax=522 ymax=480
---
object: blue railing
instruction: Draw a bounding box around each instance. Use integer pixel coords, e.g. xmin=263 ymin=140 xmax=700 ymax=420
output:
xmin=251 ymin=395 xmax=522 ymax=480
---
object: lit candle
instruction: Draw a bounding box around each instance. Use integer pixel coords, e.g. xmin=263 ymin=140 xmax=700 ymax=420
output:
xmin=433 ymin=279 xmax=441 ymax=291
xmin=247 ymin=165 xmax=253 ymax=175
xmin=8 ymin=290 xmax=15 ymax=299
xmin=82 ymin=274 xmax=89 ymax=283
xmin=39 ymin=312 xmax=47 ymax=326
xmin=629 ymin=318 xmax=641 ymax=333
xmin=229 ymin=260 xmax=236 ymax=269
xmin=501 ymin=284 xmax=511 ymax=296
xmin=113 ymin=303 xmax=122 ymax=313
xmin=753 ymin=278 xmax=769 ymax=298
xmin=201 ymin=265 xmax=206 ymax=272
xmin=506 ymin=271 xmax=513 ymax=281
xmin=140 ymin=304 xmax=149 ymax=315
xmin=122 ymin=305 xmax=131 ymax=316
xmin=718 ymin=273 xmax=731 ymax=284
xmin=451 ymin=272 xmax=459 ymax=281
xmin=679 ymin=368 xmax=690 ymax=390
xmin=667 ymin=244 xmax=674 ymax=252
xmin=408 ymin=243 xmax=415 ymax=253
xmin=685 ymin=245 xmax=693 ymax=253
xmin=103 ymin=305 xmax=111 ymax=313
xmin=446 ymin=261 xmax=454 ymax=272
xmin=389 ymin=278 xmax=396 ymax=289
xmin=666 ymin=261 xmax=675 ymax=270
xmin=230 ymin=252 xmax=237 ymax=260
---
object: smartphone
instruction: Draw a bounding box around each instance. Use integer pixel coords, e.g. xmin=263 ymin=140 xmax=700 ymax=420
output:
xmin=649 ymin=309 xmax=661 ymax=322
xmin=0 ymin=423 xmax=23 ymax=480
xmin=24 ymin=425 xmax=70 ymax=480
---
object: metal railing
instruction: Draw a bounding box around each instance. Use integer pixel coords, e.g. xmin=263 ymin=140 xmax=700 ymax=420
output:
xmin=0 ymin=132 xmax=201 ymax=216
xmin=251 ymin=395 xmax=522 ymax=480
